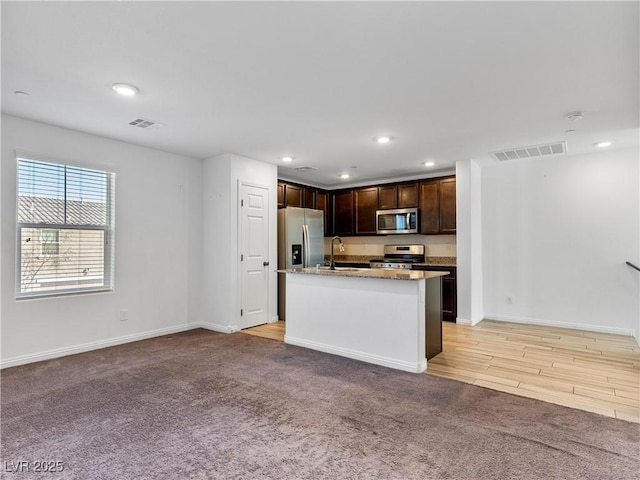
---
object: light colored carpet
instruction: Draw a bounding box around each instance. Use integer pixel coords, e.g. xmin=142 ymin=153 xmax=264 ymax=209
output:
xmin=2 ymin=329 xmax=638 ymax=479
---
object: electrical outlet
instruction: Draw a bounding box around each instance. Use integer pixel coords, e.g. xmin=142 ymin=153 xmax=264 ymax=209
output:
xmin=506 ymin=296 xmax=513 ymax=305
xmin=119 ymin=309 xmax=129 ymax=321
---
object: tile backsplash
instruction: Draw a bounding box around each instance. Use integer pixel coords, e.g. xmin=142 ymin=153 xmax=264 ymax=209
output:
xmin=323 ymin=234 xmax=456 ymax=258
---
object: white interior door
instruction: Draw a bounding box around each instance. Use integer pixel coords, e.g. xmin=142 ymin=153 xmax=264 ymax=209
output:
xmin=239 ymin=183 xmax=270 ymax=329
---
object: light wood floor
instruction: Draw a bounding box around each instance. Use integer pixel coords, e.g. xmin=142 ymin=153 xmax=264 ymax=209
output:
xmin=242 ymin=321 xmax=286 ymax=342
xmin=242 ymin=320 xmax=640 ymax=423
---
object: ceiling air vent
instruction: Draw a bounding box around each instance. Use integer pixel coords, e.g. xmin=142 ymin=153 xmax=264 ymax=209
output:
xmin=491 ymin=141 xmax=566 ymax=161
xmin=129 ymin=118 xmax=165 ymax=129
xmin=295 ymin=166 xmax=317 ymax=173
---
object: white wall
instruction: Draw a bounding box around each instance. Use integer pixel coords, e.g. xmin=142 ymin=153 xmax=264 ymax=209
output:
xmin=481 ymin=147 xmax=639 ymax=337
xmin=1 ymin=115 xmax=203 ymax=366
xmin=201 ymin=153 xmax=278 ymax=331
xmin=200 ymin=154 xmax=232 ymax=331
xmin=456 ymin=159 xmax=484 ymax=325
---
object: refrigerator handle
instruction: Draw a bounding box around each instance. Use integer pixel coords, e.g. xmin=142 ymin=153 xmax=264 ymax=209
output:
xmin=302 ymin=225 xmax=306 ymax=267
xmin=302 ymin=224 xmax=310 ymax=268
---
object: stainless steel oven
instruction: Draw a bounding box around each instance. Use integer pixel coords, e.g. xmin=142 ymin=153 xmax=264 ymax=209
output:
xmin=376 ymin=208 xmax=419 ymax=235
xmin=370 ymin=244 xmax=425 ymax=270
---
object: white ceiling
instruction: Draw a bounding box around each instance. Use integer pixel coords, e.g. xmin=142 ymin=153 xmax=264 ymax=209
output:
xmin=2 ymin=1 xmax=638 ymax=188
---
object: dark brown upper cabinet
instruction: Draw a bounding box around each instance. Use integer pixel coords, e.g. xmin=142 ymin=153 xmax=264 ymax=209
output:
xmin=378 ymin=185 xmax=397 ymax=209
xmin=378 ymin=182 xmax=418 ymax=210
xmin=279 ymin=180 xmax=330 ymax=233
xmin=277 ymin=182 xmax=285 ymax=208
xmin=303 ymin=188 xmax=316 ymax=208
xmin=398 ymin=182 xmax=419 ymax=208
xmin=280 ymin=175 xmax=454 ymax=237
xmin=419 ymin=176 xmax=456 ymax=234
xmin=315 ymin=191 xmax=330 ymax=236
xmin=419 ymin=181 xmax=440 ymax=234
xmin=354 ymin=187 xmax=379 ymax=235
xmin=284 ymin=184 xmax=303 ymax=207
xmin=439 ymin=178 xmax=456 ymax=233
xmin=332 ymin=190 xmax=354 ymax=236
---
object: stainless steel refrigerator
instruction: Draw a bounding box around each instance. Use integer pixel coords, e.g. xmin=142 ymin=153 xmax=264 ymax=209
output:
xmin=278 ymin=207 xmax=324 ymax=320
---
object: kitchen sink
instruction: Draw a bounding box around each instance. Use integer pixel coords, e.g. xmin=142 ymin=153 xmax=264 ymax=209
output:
xmin=317 ymin=266 xmax=369 ymax=272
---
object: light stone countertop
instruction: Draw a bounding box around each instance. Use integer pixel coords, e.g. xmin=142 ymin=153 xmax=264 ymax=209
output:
xmin=278 ymin=267 xmax=449 ymax=281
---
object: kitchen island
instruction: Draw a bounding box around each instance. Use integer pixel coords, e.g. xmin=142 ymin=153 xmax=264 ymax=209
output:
xmin=280 ymin=267 xmax=447 ymax=373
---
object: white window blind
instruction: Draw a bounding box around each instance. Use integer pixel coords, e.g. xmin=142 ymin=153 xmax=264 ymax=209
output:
xmin=16 ymin=157 xmax=115 ymax=298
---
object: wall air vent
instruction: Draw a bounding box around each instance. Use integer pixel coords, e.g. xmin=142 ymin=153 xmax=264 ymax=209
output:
xmin=295 ymin=166 xmax=317 ymax=173
xmin=129 ymin=118 xmax=165 ymax=129
xmin=491 ymin=141 xmax=566 ymax=161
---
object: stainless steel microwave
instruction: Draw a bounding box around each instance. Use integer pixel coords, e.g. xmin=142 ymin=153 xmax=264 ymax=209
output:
xmin=376 ymin=208 xmax=419 ymax=234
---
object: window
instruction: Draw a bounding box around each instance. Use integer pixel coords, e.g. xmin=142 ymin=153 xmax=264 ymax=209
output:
xmin=17 ymin=157 xmax=115 ymax=297
xmin=40 ymin=229 xmax=60 ymax=256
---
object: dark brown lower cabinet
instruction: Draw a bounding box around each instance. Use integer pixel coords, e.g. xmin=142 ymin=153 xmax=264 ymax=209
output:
xmin=425 ymin=276 xmax=443 ymax=360
xmin=441 ymin=276 xmax=456 ymax=322
xmin=414 ymin=266 xmax=457 ymax=322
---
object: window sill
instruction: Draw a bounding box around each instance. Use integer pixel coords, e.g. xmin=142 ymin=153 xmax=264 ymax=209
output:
xmin=16 ymin=288 xmax=113 ymax=301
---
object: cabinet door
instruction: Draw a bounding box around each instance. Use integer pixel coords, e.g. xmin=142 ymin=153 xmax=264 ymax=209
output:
xmin=442 ymin=277 xmax=456 ymax=322
xmin=332 ymin=190 xmax=354 ymax=236
xmin=439 ymin=178 xmax=456 ymax=233
xmin=419 ymin=181 xmax=440 ymax=234
xmin=277 ymin=183 xmax=285 ymax=208
xmin=285 ymin=184 xmax=303 ymax=207
xmin=316 ymin=191 xmax=330 ymax=236
xmin=398 ymin=183 xmax=419 ymax=208
xmin=303 ymin=188 xmax=316 ymax=208
xmin=378 ymin=185 xmax=397 ymax=209
xmin=355 ymin=187 xmax=379 ymax=235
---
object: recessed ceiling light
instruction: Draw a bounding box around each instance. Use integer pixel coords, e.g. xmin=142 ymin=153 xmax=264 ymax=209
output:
xmin=340 ymin=173 xmax=350 ymax=179
xmin=112 ymin=83 xmax=139 ymax=96
xmin=596 ymin=141 xmax=613 ymax=148
xmin=375 ymin=136 xmax=393 ymax=144
xmin=282 ymin=156 xmax=294 ymax=162
xmin=424 ymin=161 xmax=436 ymax=167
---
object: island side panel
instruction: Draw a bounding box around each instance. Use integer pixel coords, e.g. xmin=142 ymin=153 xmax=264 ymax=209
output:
xmin=425 ymin=276 xmax=443 ymax=360
xmin=284 ymin=273 xmax=426 ymax=373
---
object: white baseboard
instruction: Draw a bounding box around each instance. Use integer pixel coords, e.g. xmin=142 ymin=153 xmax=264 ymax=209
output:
xmin=1 ymin=323 xmax=199 ymax=369
xmin=284 ymin=335 xmax=427 ymax=374
xmin=456 ymin=316 xmax=483 ymax=326
xmin=484 ymin=313 xmax=637 ymax=339
xmin=196 ymin=321 xmax=238 ymax=334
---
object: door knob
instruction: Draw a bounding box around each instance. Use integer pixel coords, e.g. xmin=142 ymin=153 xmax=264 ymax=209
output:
xmin=263 ymin=261 xmax=270 ymax=266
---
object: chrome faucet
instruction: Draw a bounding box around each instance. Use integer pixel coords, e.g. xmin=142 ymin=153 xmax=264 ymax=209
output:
xmin=330 ymin=236 xmax=344 ymax=270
